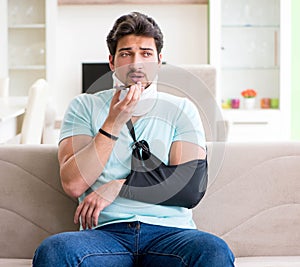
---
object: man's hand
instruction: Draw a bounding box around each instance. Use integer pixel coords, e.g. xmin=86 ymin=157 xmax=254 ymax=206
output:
xmin=105 ymin=82 xmax=143 ymax=131
xmin=74 ymin=179 xmax=125 ymax=229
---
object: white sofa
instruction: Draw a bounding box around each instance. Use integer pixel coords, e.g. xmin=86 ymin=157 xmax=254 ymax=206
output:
xmin=193 ymin=142 xmax=300 ymax=266
xmin=0 ymin=142 xmax=299 ymax=266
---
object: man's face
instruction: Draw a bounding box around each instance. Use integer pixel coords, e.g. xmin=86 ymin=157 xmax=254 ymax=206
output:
xmin=109 ymin=34 xmax=162 ymax=88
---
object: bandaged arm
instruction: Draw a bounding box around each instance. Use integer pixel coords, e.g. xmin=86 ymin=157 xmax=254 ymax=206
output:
xmin=119 ymin=152 xmax=208 ymax=209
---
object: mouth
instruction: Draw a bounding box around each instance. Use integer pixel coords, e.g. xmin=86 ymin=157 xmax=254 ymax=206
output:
xmin=128 ymin=72 xmax=145 ymax=83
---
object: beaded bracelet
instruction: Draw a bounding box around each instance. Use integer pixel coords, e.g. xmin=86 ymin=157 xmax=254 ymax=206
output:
xmin=99 ymin=128 xmax=118 ymax=141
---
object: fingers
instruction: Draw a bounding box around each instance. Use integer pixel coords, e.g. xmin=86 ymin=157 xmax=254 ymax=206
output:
xmin=108 ymin=82 xmax=143 ymax=126
xmin=74 ymin=201 xmax=89 ymax=229
xmin=74 ymin=181 xmax=122 ymax=229
xmin=92 ymin=204 xmax=102 ymax=228
xmin=118 ymin=82 xmax=143 ymax=107
xmin=111 ymin=89 xmax=121 ymax=105
xmin=74 ymin=195 xmax=104 ymax=230
xmin=74 ymin=202 xmax=84 ymax=225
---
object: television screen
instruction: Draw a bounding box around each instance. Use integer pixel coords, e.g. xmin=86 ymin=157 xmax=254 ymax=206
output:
xmin=82 ymin=63 xmax=113 ymax=94
xmin=82 ymin=62 xmax=167 ymax=94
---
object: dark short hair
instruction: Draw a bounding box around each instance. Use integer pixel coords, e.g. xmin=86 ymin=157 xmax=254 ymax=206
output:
xmin=106 ymin=12 xmax=164 ymax=58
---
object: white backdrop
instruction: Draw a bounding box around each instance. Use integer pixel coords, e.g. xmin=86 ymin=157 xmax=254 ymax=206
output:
xmin=55 ymin=4 xmax=208 ymax=117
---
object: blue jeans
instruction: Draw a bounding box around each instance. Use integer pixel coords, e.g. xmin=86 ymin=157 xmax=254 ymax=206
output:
xmin=33 ymin=221 xmax=235 ymax=267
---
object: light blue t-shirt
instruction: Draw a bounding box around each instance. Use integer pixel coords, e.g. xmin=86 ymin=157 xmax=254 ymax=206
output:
xmin=60 ymin=89 xmax=206 ymax=229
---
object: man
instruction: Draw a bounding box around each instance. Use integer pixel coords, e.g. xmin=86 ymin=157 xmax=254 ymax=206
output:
xmin=33 ymin=12 xmax=234 ymax=266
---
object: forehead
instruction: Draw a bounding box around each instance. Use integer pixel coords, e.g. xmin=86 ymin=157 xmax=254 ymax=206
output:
xmin=116 ymin=34 xmax=157 ymax=52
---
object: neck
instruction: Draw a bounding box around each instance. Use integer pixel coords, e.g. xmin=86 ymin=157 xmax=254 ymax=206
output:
xmin=131 ymin=116 xmax=141 ymax=124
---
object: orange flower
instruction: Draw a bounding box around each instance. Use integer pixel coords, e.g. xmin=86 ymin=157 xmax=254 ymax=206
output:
xmin=241 ymin=89 xmax=257 ymax=98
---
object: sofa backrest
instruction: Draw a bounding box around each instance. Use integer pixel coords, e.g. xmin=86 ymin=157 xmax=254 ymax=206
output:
xmin=0 ymin=145 xmax=77 ymax=259
xmin=194 ymin=141 xmax=300 ymax=257
xmin=0 ymin=142 xmax=299 ymax=259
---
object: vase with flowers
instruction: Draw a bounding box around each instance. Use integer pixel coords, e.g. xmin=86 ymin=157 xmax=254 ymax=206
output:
xmin=241 ymin=89 xmax=257 ymax=109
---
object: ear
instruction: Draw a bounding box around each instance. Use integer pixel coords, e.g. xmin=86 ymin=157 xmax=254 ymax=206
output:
xmin=158 ymin=53 xmax=163 ymax=67
xmin=109 ymin=55 xmax=115 ymax=71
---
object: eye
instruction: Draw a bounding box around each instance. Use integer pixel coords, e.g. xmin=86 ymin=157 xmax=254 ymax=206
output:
xmin=143 ymin=51 xmax=153 ymax=57
xmin=120 ymin=52 xmax=130 ymax=57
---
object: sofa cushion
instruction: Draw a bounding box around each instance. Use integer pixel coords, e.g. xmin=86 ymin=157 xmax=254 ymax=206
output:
xmin=235 ymin=256 xmax=300 ymax=267
xmin=2 ymin=256 xmax=300 ymax=267
xmin=0 ymin=259 xmax=32 ymax=266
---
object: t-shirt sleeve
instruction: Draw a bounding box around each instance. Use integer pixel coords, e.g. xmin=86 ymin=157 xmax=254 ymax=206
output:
xmin=173 ymin=98 xmax=206 ymax=149
xmin=59 ymin=95 xmax=94 ymax=142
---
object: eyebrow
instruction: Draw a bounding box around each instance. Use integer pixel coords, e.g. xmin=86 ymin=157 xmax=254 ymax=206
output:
xmin=118 ymin=47 xmax=154 ymax=52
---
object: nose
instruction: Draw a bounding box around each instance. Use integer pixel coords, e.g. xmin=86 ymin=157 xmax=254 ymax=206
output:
xmin=129 ymin=55 xmax=143 ymax=71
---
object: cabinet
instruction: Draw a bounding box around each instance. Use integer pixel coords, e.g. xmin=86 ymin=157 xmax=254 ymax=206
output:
xmin=58 ymin=0 xmax=208 ymax=4
xmin=209 ymin=0 xmax=291 ymax=141
xmin=0 ymin=0 xmax=56 ymax=96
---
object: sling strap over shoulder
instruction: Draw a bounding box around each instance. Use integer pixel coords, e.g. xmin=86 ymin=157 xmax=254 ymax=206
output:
xmin=119 ymin=120 xmax=208 ymax=209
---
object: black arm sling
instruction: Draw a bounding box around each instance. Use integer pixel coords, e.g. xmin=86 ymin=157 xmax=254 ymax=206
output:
xmin=119 ymin=120 xmax=208 ymax=209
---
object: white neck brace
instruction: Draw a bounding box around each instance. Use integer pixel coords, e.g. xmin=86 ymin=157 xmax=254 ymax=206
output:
xmin=112 ymin=73 xmax=158 ymax=116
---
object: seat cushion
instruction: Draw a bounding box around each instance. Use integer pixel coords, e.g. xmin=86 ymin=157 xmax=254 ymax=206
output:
xmin=235 ymin=256 xmax=300 ymax=267
xmin=0 ymin=259 xmax=32 ymax=266
xmin=2 ymin=256 xmax=300 ymax=267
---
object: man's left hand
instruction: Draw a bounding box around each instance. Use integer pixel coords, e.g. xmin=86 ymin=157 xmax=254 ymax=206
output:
xmin=74 ymin=179 xmax=125 ymax=229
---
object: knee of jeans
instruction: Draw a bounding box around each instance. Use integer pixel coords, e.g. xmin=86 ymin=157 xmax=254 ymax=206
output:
xmin=203 ymin=237 xmax=235 ymax=265
xmin=33 ymin=233 xmax=72 ymax=264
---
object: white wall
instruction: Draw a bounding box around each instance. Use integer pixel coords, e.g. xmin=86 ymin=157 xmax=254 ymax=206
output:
xmin=55 ymin=4 xmax=208 ymax=117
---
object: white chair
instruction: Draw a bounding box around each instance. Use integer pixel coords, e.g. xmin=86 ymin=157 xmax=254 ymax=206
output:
xmin=158 ymin=64 xmax=228 ymax=141
xmin=42 ymin=99 xmax=60 ymax=144
xmin=0 ymin=77 xmax=9 ymax=97
xmin=20 ymin=79 xmax=49 ymax=144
